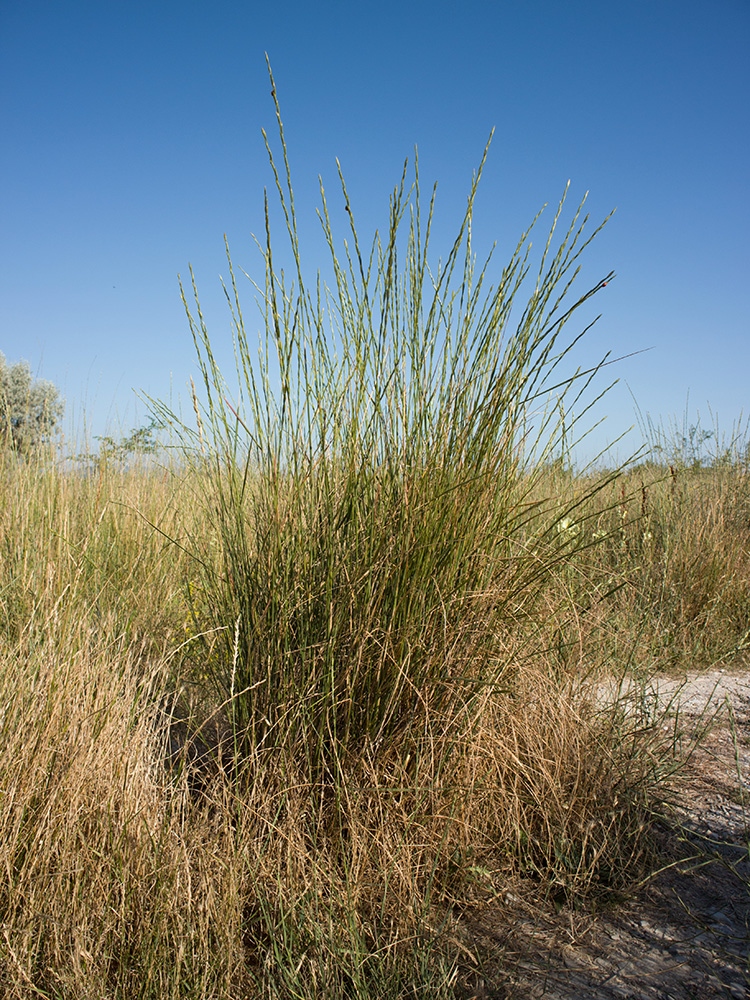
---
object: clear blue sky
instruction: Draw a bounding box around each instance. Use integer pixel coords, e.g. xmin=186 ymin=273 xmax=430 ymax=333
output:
xmin=2 ymin=0 xmax=748 ymax=464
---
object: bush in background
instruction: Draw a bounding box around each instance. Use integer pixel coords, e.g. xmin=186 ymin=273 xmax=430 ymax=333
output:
xmin=0 ymin=351 xmax=63 ymax=454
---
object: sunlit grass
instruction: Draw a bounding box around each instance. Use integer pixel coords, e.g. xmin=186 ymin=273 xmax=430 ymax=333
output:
xmin=1 ymin=433 xmax=748 ymax=997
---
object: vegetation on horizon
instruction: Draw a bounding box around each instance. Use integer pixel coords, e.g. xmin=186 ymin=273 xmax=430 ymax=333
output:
xmin=0 ymin=351 xmax=64 ymax=454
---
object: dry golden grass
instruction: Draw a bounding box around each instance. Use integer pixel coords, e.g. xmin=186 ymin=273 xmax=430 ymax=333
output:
xmin=3 ymin=448 xmax=741 ymax=997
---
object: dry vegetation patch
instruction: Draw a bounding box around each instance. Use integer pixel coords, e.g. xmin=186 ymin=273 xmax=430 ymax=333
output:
xmin=1 ymin=455 xmax=748 ymax=998
xmin=449 ymin=671 xmax=750 ymax=999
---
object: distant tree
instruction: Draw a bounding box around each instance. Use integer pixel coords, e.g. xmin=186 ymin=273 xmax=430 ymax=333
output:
xmin=0 ymin=352 xmax=64 ymax=454
xmin=94 ymin=418 xmax=164 ymax=467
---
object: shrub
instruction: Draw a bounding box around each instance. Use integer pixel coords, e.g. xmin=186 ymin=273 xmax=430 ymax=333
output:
xmin=0 ymin=351 xmax=63 ymax=454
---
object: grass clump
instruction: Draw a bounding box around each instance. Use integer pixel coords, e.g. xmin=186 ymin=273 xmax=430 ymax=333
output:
xmin=148 ymin=69 xmax=662 ymax=989
xmin=161 ymin=72 xmax=617 ymax=768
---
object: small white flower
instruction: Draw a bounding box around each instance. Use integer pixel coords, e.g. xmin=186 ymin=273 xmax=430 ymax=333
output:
xmin=557 ymin=517 xmax=580 ymax=540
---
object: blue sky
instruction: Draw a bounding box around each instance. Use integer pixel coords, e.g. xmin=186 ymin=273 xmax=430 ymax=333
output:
xmin=2 ymin=0 xmax=748 ymax=464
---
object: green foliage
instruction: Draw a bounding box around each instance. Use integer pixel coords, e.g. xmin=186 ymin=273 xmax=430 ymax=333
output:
xmin=0 ymin=352 xmax=63 ymax=454
xmin=94 ymin=418 xmax=164 ymax=468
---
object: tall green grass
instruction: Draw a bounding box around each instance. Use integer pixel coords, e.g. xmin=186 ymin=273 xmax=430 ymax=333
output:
xmin=155 ymin=71 xmax=620 ymax=775
xmin=139 ymin=70 xmax=674 ymax=993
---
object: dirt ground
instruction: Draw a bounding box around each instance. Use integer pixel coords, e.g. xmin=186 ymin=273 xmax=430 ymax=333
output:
xmin=453 ymin=667 xmax=750 ymax=999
